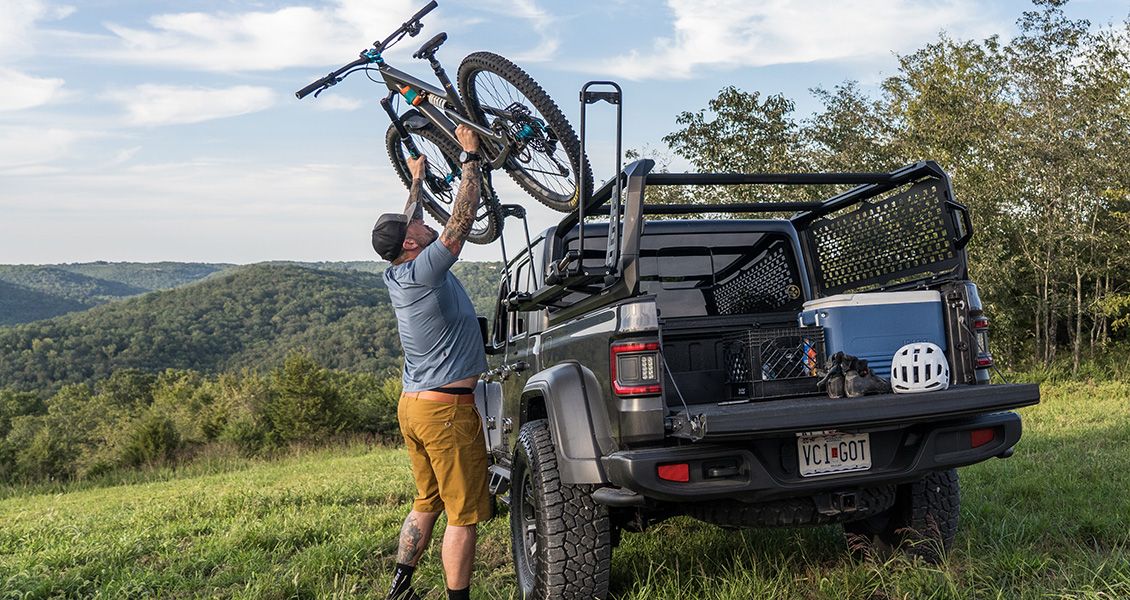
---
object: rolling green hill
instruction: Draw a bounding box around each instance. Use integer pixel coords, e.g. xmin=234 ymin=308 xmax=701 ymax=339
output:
xmin=0 ymin=281 xmax=89 ymax=326
xmin=52 ymin=262 xmax=234 ymax=292
xmin=0 ymin=262 xmax=501 ymax=394
xmin=0 ymin=261 xmax=500 ymax=327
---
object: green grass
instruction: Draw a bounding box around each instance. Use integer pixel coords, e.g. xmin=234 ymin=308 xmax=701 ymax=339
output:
xmin=2 ymin=382 xmax=1128 ymax=599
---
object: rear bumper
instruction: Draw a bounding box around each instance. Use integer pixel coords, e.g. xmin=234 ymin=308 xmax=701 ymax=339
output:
xmin=667 ymin=383 xmax=1039 ymax=440
xmin=601 ymin=411 xmax=1022 ymax=503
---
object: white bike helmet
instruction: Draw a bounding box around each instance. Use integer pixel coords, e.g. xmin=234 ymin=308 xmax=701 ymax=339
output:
xmin=891 ymin=342 xmax=950 ymax=393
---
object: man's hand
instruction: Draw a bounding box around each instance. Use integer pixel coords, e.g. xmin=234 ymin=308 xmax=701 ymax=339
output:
xmin=455 ymin=124 xmax=479 ymax=154
xmin=407 ymin=155 xmax=427 ymax=181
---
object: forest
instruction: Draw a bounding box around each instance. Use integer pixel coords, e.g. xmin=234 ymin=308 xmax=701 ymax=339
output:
xmin=648 ymin=0 xmax=1129 ymax=371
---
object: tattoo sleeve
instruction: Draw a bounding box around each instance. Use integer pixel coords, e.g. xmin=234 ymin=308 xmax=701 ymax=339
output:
xmin=396 ymin=513 xmax=427 ymax=565
xmin=439 ymin=161 xmax=481 ymax=257
xmin=404 ymin=178 xmax=424 ymax=220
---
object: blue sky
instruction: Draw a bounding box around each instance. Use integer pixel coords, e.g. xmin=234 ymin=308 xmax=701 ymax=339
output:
xmin=1 ymin=0 xmax=1124 ymax=264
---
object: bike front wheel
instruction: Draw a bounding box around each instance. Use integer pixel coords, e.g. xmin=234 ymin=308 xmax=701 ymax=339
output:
xmin=384 ymin=120 xmax=501 ymax=245
xmin=457 ymin=52 xmax=592 ymax=213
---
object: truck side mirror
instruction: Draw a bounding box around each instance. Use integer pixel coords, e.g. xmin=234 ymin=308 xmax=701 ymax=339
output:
xmin=478 ymin=316 xmax=501 ymax=355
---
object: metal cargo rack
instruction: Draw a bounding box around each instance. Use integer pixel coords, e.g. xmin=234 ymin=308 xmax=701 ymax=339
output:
xmin=496 ymin=81 xmax=974 ymax=325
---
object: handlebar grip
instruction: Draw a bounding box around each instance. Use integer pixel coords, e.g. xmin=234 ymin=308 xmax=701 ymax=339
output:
xmin=296 ymin=77 xmax=329 ymax=100
xmin=410 ymin=1 xmax=438 ymax=23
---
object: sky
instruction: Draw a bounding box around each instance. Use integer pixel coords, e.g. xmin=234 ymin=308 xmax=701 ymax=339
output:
xmin=0 ymin=0 xmax=1124 ymax=265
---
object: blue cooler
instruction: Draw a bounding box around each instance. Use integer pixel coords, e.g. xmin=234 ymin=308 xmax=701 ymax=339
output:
xmin=798 ymin=291 xmax=946 ymax=378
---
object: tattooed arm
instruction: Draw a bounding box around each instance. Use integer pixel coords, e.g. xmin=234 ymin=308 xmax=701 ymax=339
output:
xmin=439 ymin=124 xmax=481 ymax=258
xmin=404 ymin=155 xmax=426 ymax=221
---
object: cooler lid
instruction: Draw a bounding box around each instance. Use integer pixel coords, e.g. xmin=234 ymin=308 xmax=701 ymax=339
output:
xmin=803 ymin=290 xmax=941 ymax=311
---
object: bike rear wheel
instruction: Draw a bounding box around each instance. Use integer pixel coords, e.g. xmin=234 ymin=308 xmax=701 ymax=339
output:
xmin=384 ymin=119 xmax=501 ymax=245
xmin=457 ymin=51 xmax=592 ymax=213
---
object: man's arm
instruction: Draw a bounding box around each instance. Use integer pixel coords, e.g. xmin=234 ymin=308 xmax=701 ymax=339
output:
xmin=439 ymin=125 xmax=481 ymax=258
xmin=405 ymin=155 xmax=426 ymax=220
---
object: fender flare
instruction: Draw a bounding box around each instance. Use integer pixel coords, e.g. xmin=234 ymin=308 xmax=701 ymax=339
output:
xmin=521 ymin=361 xmax=615 ymax=485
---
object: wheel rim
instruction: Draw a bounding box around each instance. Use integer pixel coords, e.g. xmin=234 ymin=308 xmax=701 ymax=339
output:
xmin=517 ymin=464 xmax=538 ymax=581
xmin=394 ymin=132 xmax=497 ymax=239
xmin=466 ymin=71 xmax=577 ymax=204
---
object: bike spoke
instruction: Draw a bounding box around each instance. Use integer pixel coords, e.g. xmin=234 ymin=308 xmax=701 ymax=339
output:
xmin=470 ymin=71 xmax=577 ymax=201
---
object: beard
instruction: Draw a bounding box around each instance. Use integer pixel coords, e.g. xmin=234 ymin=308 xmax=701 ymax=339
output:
xmin=409 ymin=226 xmax=439 ymax=247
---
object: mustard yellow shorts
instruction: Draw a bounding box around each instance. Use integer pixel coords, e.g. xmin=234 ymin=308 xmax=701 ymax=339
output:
xmin=397 ymin=392 xmax=492 ymax=526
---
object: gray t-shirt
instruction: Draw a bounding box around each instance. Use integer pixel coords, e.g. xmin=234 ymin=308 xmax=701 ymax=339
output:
xmin=384 ymin=241 xmax=488 ymax=392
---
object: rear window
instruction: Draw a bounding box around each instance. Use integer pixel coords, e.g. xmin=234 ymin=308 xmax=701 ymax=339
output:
xmin=562 ymin=229 xmax=805 ymax=318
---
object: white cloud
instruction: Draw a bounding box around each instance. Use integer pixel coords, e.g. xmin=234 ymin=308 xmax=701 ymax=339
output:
xmin=0 ymin=67 xmax=65 ymax=111
xmin=0 ymin=126 xmax=89 ymax=170
xmin=109 ymin=85 xmax=276 ymax=126
xmin=313 ymin=95 xmax=364 ymax=111
xmin=96 ymin=0 xmax=560 ymax=71
xmin=0 ymin=0 xmax=73 ymax=56
xmin=99 ymin=0 xmax=420 ymax=72
xmin=600 ymin=0 xmax=1003 ymax=80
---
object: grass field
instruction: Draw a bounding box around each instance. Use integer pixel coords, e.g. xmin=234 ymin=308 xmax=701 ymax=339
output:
xmin=2 ymin=381 xmax=1128 ymax=599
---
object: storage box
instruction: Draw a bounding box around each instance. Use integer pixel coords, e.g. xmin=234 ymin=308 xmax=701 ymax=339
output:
xmin=798 ymin=291 xmax=945 ymax=378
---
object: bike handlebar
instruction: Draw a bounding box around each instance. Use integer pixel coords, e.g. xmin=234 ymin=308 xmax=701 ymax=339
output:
xmin=295 ymin=1 xmax=438 ymax=100
xmin=409 ymin=1 xmax=438 ymax=24
xmin=295 ymin=57 xmax=368 ymax=99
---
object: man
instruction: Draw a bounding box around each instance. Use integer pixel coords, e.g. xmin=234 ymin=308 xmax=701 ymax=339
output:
xmin=371 ymin=124 xmax=491 ymax=600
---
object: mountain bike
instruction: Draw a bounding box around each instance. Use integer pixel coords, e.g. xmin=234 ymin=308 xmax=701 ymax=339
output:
xmin=296 ymin=1 xmax=591 ymax=244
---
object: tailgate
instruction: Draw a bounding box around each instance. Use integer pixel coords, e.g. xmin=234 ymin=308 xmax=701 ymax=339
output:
xmin=669 ymin=383 xmax=1039 ymax=441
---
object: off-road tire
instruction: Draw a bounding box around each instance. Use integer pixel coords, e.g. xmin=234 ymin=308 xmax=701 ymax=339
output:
xmin=457 ymin=52 xmax=593 ymax=213
xmin=384 ymin=122 xmax=501 ymax=245
xmin=510 ymin=419 xmax=611 ymax=600
xmin=843 ymin=469 xmax=960 ymax=564
xmin=688 ymin=485 xmax=897 ymax=528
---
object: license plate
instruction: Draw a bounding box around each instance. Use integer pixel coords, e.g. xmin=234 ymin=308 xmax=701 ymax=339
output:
xmin=797 ymin=431 xmax=871 ymax=477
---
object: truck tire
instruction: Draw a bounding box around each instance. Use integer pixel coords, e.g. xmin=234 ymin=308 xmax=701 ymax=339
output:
xmin=510 ymin=419 xmax=611 ymax=600
xmin=688 ymin=485 xmax=896 ymax=528
xmin=843 ymin=468 xmax=959 ymax=564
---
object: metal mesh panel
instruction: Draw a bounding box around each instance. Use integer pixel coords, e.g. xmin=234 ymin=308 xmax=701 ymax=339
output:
xmin=711 ymin=242 xmax=802 ymax=315
xmin=722 ymin=327 xmax=824 ymax=400
xmin=809 ymin=180 xmax=958 ymax=295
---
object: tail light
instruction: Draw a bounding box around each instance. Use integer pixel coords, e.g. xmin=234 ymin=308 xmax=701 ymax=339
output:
xmin=611 ymin=341 xmax=662 ymax=396
xmin=972 ymin=315 xmax=993 ymax=369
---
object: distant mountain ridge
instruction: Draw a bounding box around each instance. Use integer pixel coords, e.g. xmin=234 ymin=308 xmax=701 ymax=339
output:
xmin=0 ymin=261 xmax=501 ymax=327
xmin=0 ymin=261 xmax=502 ymax=394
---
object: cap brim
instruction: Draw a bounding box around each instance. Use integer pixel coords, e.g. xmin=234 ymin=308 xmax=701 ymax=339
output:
xmin=403 ymin=200 xmax=420 ymax=221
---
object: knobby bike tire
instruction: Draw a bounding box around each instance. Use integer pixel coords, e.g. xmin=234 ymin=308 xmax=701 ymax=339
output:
xmin=384 ymin=122 xmax=501 ymax=245
xmin=457 ymin=51 xmax=592 ymax=213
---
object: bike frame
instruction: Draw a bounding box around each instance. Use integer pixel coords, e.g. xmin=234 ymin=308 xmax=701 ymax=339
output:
xmin=374 ymin=57 xmax=513 ymax=171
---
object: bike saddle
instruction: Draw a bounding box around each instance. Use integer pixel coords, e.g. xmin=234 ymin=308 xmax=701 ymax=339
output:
xmin=413 ymin=32 xmax=447 ymax=59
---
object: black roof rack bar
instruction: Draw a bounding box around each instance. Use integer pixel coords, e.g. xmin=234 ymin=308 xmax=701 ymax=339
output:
xmin=790 ymin=160 xmax=947 ymax=227
xmin=645 ymin=172 xmax=897 ymax=186
xmin=588 ymin=201 xmax=824 ymax=216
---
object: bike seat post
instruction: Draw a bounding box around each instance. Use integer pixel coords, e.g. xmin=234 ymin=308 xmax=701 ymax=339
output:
xmin=428 ymin=57 xmax=467 ymax=117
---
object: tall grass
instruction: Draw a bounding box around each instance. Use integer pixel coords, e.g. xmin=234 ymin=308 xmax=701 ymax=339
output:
xmin=0 ymin=381 xmax=1127 ymax=599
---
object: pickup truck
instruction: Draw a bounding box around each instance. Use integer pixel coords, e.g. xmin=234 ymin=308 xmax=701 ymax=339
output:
xmin=471 ymin=159 xmax=1040 ymax=600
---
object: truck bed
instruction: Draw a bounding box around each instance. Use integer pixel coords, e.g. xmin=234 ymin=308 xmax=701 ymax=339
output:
xmin=668 ymin=383 xmax=1040 ymax=440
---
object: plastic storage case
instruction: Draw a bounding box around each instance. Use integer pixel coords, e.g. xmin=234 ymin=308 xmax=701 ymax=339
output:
xmin=798 ymin=291 xmax=946 ymax=378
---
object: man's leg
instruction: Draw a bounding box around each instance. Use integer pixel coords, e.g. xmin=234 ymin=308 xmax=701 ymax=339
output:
xmin=386 ymin=510 xmax=441 ymax=599
xmin=441 ymin=524 xmax=477 ymax=591
xmin=398 ymin=510 xmax=441 ymax=565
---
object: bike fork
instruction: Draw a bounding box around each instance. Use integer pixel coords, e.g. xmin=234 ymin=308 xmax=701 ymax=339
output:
xmin=380 ymin=92 xmax=421 ymax=159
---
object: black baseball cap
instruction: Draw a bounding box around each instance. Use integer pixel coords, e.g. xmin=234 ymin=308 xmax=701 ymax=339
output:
xmin=371 ymin=201 xmax=419 ymax=262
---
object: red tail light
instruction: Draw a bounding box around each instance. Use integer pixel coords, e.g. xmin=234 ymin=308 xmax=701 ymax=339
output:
xmin=657 ymin=463 xmax=690 ymax=482
xmin=970 ymin=428 xmax=995 ymax=448
xmin=611 ymin=341 xmax=662 ymax=396
xmin=972 ymin=314 xmax=993 ymax=369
